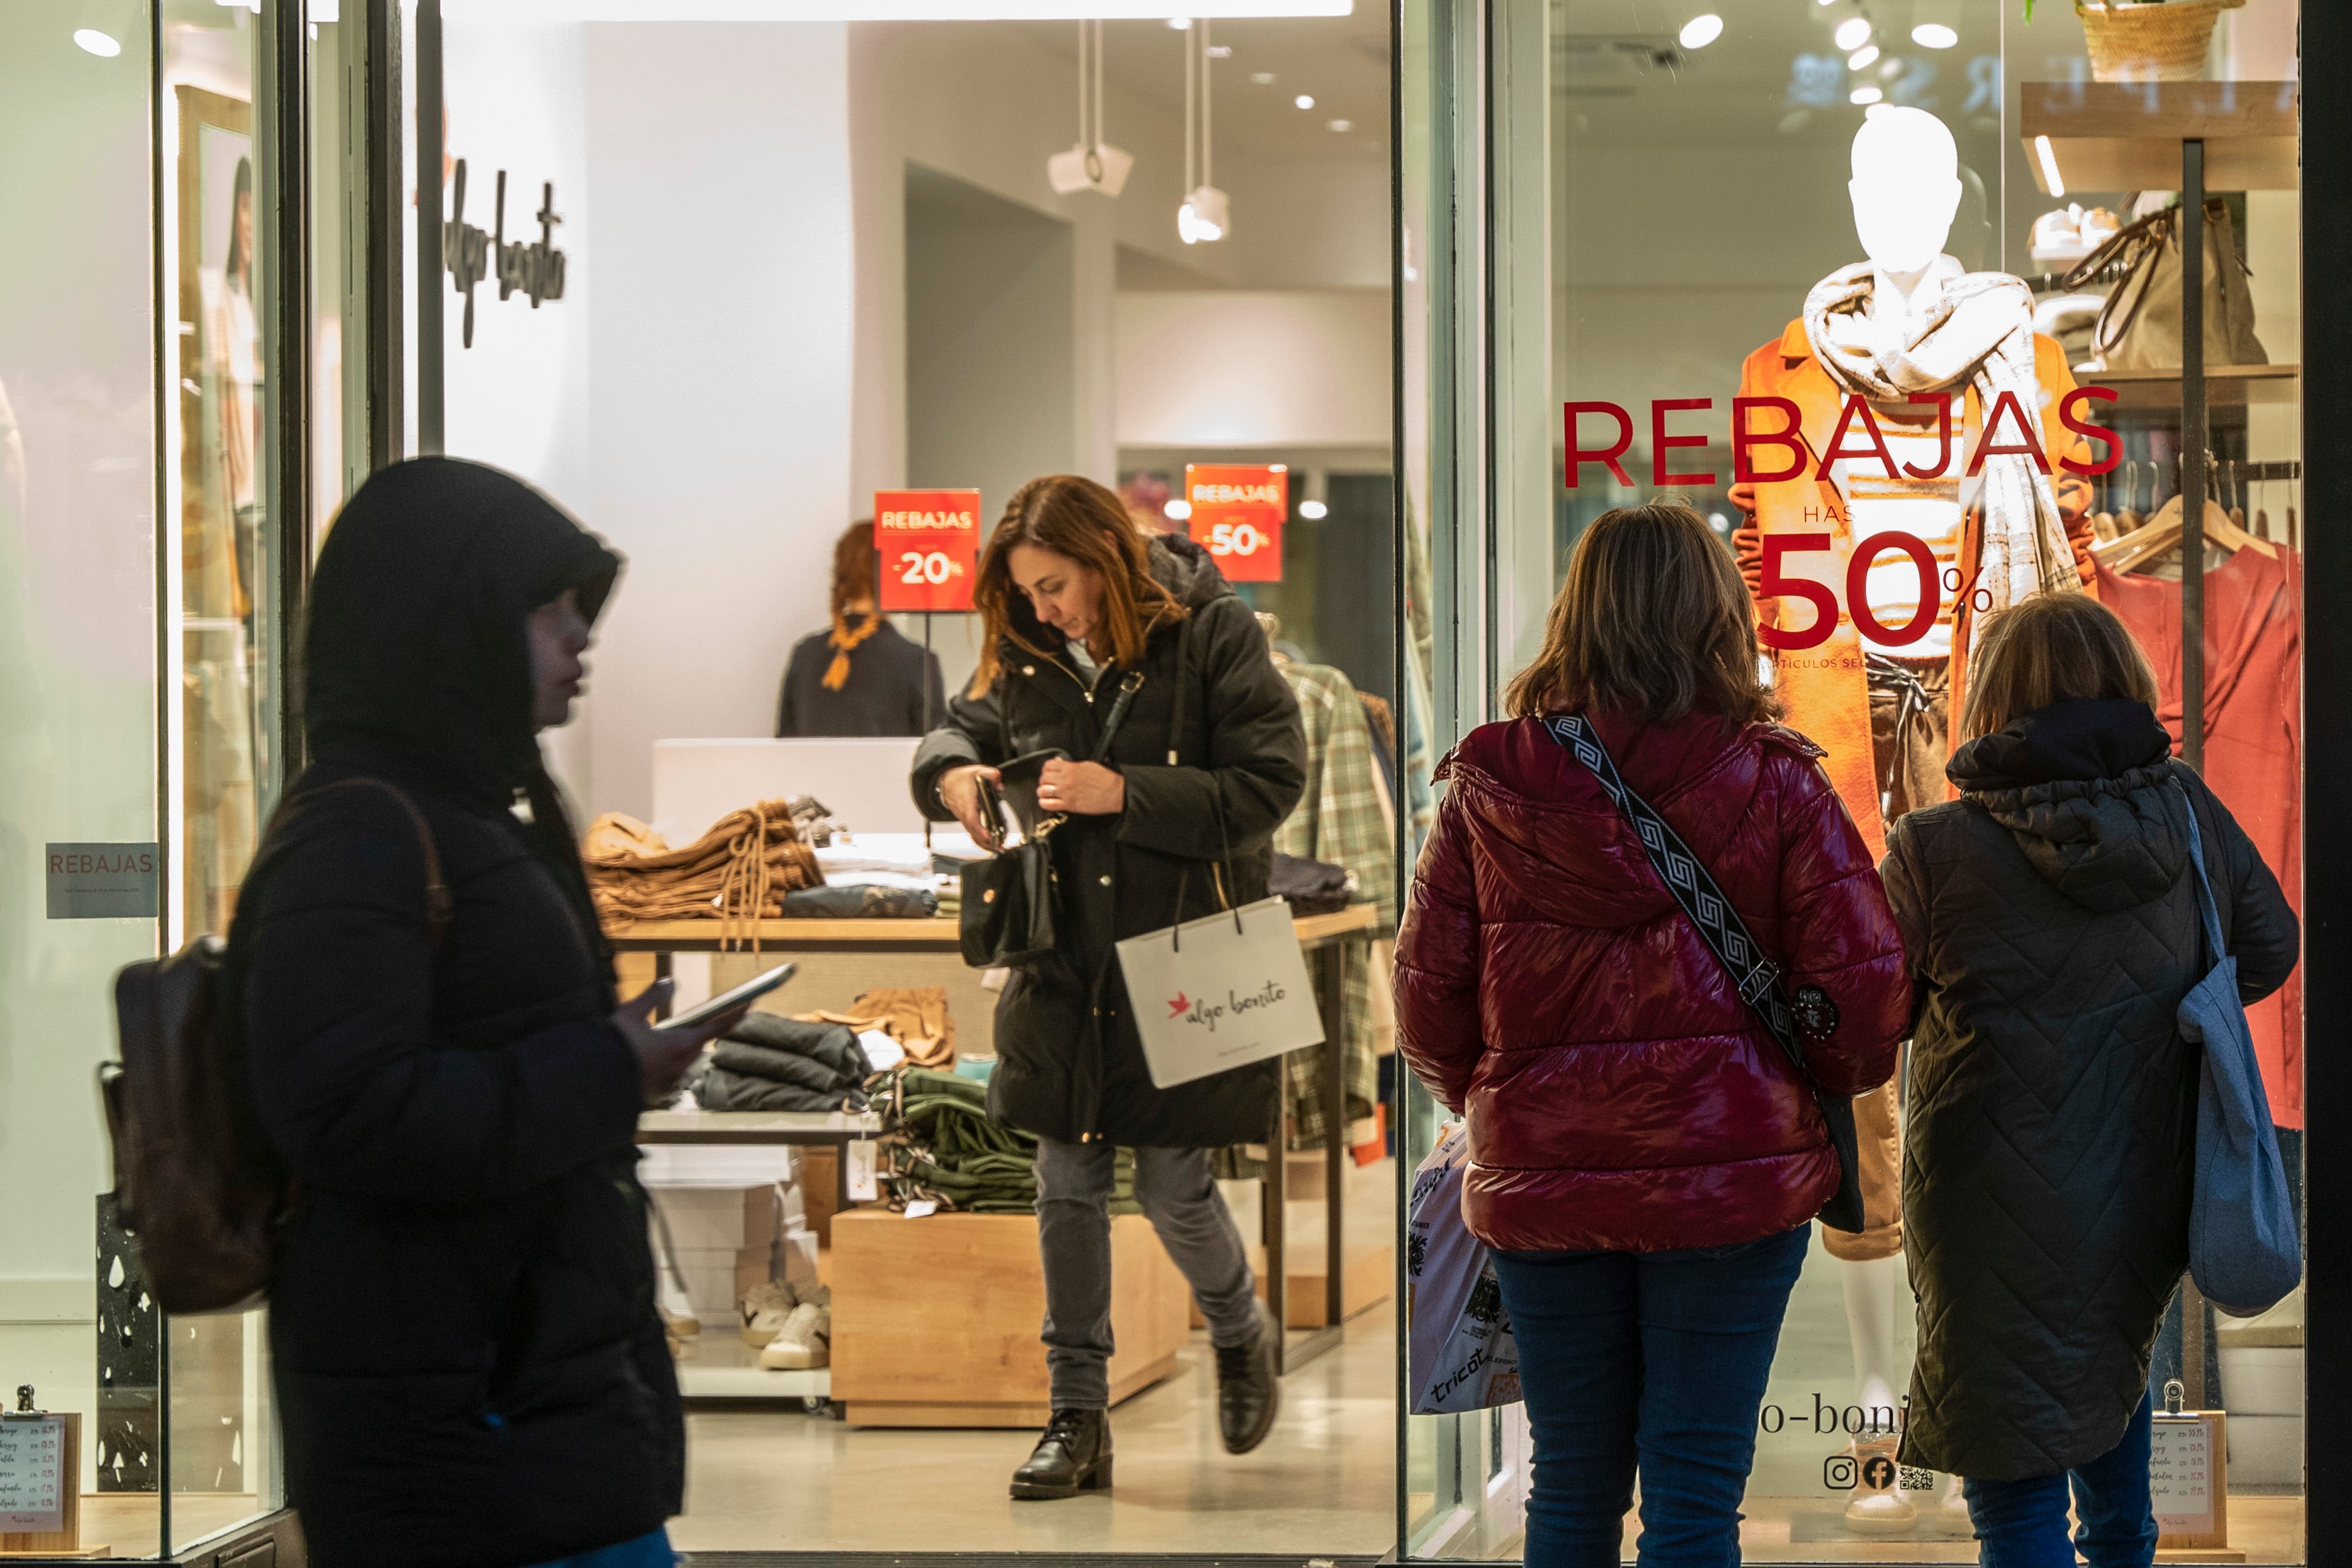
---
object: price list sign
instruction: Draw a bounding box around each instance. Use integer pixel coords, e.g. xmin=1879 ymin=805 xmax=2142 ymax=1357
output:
xmin=0 ymin=1415 xmax=65 ymax=1533
xmin=2149 ymin=1412 xmax=2228 ymax=1550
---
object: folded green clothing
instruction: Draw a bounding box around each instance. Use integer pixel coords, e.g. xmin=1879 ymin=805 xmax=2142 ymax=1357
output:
xmin=783 ymin=884 xmax=939 ymax=919
xmin=711 ymin=1039 xmax=858 ymax=1096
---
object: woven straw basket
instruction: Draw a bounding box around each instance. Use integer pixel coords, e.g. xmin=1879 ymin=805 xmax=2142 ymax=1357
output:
xmin=2075 ymin=0 xmax=2244 ymax=82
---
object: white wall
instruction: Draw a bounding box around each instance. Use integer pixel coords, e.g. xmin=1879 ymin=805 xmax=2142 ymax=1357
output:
xmin=582 ymin=23 xmax=854 ymax=820
xmin=1116 ymin=289 xmax=1391 ymax=448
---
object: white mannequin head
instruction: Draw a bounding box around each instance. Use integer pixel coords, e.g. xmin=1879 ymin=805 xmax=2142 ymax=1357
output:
xmin=1848 ymin=107 xmax=1963 ymax=277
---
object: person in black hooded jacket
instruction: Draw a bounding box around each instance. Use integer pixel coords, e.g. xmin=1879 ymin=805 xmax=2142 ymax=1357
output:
xmin=911 ymin=474 xmax=1305 ymax=1499
xmin=233 ymin=459 xmax=744 ymax=1568
xmin=1883 ymin=594 xmax=2297 ymax=1568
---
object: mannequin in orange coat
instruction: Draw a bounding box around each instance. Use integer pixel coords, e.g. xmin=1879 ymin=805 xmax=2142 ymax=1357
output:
xmin=1727 ymin=107 xmax=2097 ymax=1535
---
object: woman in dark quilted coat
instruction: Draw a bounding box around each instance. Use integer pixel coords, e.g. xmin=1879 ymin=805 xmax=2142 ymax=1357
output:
xmin=1396 ymin=503 xmax=1909 ymax=1567
xmin=1885 ymin=594 xmax=2296 ymax=1568
xmin=236 ymin=460 xmax=742 ymax=1568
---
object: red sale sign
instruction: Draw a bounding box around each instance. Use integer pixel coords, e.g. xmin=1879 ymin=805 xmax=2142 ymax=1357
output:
xmin=874 ymin=489 xmax=981 ymax=612
xmin=1184 ymin=464 xmax=1285 ymax=582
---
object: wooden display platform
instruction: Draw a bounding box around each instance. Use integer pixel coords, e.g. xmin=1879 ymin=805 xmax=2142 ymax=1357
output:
xmin=1190 ymin=1240 xmax=1391 ymax=1330
xmin=830 ymin=1209 xmax=1188 ymax=1428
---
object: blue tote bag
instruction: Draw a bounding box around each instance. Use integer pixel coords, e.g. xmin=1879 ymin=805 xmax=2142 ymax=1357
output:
xmin=2176 ymin=784 xmax=2302 ymax=1318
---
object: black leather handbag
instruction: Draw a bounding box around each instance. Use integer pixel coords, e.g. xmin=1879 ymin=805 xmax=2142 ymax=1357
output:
xmin=1543 ymin=713 xmax=1868 ymax=1234
xmin=958 ymin=669 xmax=1144 ymax=968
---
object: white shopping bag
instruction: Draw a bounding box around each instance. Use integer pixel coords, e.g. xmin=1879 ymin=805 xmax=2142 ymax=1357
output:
xmin=1116 ymin=895 xmax=1324 ymax=1089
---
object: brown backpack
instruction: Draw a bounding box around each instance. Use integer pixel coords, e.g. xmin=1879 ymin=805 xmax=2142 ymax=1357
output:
xmin=101 ymin=779 xmax=449 ymax=1315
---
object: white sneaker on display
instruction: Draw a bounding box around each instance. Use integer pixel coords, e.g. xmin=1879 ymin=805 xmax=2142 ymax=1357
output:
xmin=739 ymin=1280 xmax=798 ymax=1347
xmin=759 ymin=1295 xmax=832 ymax=1369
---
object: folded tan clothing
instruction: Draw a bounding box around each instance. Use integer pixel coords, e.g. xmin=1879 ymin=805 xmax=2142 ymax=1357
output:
xmin=800 ymin=985 xmax=957 ymax=1070
xmin=583 ymin=802 xmax=823 ymax=939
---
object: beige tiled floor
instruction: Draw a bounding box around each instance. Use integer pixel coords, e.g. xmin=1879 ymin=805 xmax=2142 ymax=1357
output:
xmin=671 ymin=1300 xmax=1397 ymax=1555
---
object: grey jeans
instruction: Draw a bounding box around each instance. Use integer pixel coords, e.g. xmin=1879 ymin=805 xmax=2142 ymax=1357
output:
xmin=1035 ymin=1137 xmax=1263 ymax=1410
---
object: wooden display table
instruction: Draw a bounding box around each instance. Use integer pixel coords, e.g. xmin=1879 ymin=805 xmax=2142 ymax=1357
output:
xmin=616 ymin=903 xmax=1381 ymax=1374
xmin=828 ymin=1209 xmax=1188 ymax=1428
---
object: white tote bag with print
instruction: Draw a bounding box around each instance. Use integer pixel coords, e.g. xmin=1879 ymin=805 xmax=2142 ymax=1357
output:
xmin=1117 ymin=896 xmax=1324 ymax=1089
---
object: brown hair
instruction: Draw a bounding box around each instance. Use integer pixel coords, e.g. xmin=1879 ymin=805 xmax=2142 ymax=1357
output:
xmin=1958 ymin=592 xmax=2160 ymax=742
xmin=829 ymin=520 xmax=878 ymax=618
xmin=1503 ymin=501 xmax=1779 ymax=725
xmin=970 ymin=475 xmax=1188 ymax=695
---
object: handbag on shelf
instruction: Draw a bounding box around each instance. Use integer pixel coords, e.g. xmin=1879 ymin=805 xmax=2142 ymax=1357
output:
xmin=2062 ymin=198 xmax=2267 ymax=372
xmin=957 ymin=669 xmax=1144 ymax=969
xmin=2174 ymin=784 xmax=2303 ymax=1317
xmin=1542 ymin=713 xmax=1867 ymax=1235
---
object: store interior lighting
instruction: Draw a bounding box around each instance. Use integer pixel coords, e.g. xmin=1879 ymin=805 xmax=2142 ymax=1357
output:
xmin=437 ymin=3 xmax=1353 ymax=19
xmin=1164 ymin=498 xmax=1194 ymax=521
xmin=1327 ymin=118 xmax=1352 ymax=131
xmin=1677 ymin=13 xmax=1723 ymax=49
xmin=74 ymin=0 xmax=136 ymax=54
xmin=1180 ymin=16 xmax=1229 ymax=243
xmin=1847 ymin=43 xmax=1879 ymax=69
xmin=1298 ymin=499 xmax=1329 ymax=520
xmin=1851 ymin=84 xmax=1883 ymax=104
xmin=1832 ymin=15 xmax=1873 ymax=51
xmin=1047 ymin=19 xmax=1133 ymax=196
xmin=1912 ymin=22 xmax=1958 ymax=47
xmin=1293 ymin=93 xmax=1315 ymax=108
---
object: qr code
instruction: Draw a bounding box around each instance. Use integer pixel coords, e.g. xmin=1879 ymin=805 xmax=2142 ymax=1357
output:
xmin=1900 ymin=1466 xmax=1937 ymax=1492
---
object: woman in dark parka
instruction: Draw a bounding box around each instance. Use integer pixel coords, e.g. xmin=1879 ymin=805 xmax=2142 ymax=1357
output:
xmin=911 ymin=475 xmax=1305 ymax=1499
xmin=235 ymin=459 xmax=733 ymax=1568
xmin=1884 ymin=594 xmax=2298 ymax=1568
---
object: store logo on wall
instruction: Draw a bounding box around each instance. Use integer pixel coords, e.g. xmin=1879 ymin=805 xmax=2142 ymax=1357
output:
xmin=443 ymin=157 xmax=568 ymax=348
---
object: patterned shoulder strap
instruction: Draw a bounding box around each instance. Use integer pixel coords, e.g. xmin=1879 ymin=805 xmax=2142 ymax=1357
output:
xmin=1542 ymin=713 xmax=1810 ymax=1072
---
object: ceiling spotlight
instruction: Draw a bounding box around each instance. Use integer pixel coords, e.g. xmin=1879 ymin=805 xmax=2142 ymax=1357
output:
xmin=1880 ymin=55 xmax=1901 ymax=76
xmin=73 ymin=26 xmax=122 ymax=54
xmin=1848 ymin=43 xmax=1878 ymax=68
xmin=1833 ymin=16 xmax=1872 ymax=50
xmin=1677 ymin=13 xmax=1723 ymax=48
xmin=1850 ymin=84 xmax=1883 ymax=104
xmin=1049 ymin=19 xmax=1132 ymax=197
xmin=1327 ymin=118 xmax=1353 ymax=131
xmin=1293 ymin=93 xmax=1315 ymax=109
xmin=1251 ymin=70 xmax=1276 ymax=84
xmin=1166 ymin=15 xmax=1191 ymax=28
xmin=1298 ymin=499 xmax=1329 ymax=520
xmin=1179 ymin=184 xmax=1229 ymax=244
xmin=1164 ymin=498 xmax=1194 ymax=521
xmin=1912 ymin=21 xmax=1958 ymax=47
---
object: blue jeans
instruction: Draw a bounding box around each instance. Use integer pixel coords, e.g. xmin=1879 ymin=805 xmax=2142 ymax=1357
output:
xmin=1963 ymin=1395 xmax=2156 ymax=1568
xmin=1491 ymin=1224 xmax=1810 ymax=1568
xmin=526 ymin=1527 xmax=676 ymax=1568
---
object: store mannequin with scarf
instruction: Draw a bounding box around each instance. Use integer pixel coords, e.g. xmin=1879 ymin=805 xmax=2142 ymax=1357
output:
xmin=1727 ymin=106 xmax=2097 ymax=1538
xmin=775 ymin=520 xmax=946 ymax=738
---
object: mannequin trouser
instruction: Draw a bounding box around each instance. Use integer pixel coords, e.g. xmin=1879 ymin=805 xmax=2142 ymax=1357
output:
xmin=1035 ymin=1138 xmax=1264 ymax=1410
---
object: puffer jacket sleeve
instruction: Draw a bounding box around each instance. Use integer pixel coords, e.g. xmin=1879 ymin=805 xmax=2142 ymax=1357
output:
xmin=1879 ymin=814 xmax=1934 ymax=1036
xmin=1393 ymin=774 xmax=1481 ymax=1113
xmin=242 ymin=792 xmax=643 ymax=1208
xmin=2185 ymin=770 xmax=2300 ymax=1006
xmin=1118 ymin=597 xmax=1307 ymax=858
xmin=910 ymin=676 xmax=1006 ymax=820
xmin=1768 ymin=746 xmax=1907 ymax=1096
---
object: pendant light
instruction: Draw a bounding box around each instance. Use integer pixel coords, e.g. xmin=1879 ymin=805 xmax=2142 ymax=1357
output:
xmin=1179 ymin=18 xmax=1229 ymax=243
xmin=1047 ymin=19 xmax=1134 ymax=196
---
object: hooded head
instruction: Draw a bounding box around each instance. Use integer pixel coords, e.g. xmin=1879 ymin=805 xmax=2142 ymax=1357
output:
xmin=303 ymin=457 xmax=620 ymax=804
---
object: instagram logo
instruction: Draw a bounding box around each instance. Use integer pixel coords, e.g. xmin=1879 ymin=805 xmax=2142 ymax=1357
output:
xmin=1823 ymin=1454 xmax=1859 ymax=1491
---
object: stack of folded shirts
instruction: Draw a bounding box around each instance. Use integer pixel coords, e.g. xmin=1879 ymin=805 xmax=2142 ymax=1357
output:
xmin=688 ymin=1014 xmax=871 ymax=1113
xmin=582 ymin=803 xmax=823 ymax=930
xmin=781 ymin=884 xmax=937 ymax=919
xmin=806 ymin=986 xmax=956 ymax=1069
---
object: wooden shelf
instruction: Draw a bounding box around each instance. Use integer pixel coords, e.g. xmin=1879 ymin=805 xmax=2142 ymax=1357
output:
xmin=2021 ymin=80 xmax=2298 ymax=194
xmin=605 ymin=901 xmax=1379 ymax=952
xmin=2087 ymin=362 xmax=2300 ymax=408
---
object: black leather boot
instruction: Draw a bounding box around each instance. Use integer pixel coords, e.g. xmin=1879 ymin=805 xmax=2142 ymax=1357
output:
xmin=1010 ymin=1408 xmax=1113 ymax=1499
xmin=1215 ymin=1321 xmax=1281 ymax=1455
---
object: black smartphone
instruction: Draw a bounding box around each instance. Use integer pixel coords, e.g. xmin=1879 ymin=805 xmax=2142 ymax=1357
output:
xmin=655 ymin=962 xmax=797 ymax=1031
xmin=973 ymin=772 xmax=1008 ymax=851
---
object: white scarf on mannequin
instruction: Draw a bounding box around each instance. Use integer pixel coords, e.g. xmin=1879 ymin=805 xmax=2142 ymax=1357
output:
xmin=1803 ymin=263 xmax=2080 ymax=639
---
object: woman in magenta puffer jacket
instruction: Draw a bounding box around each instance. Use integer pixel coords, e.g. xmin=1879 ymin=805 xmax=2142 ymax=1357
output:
xmin=1396 ymin=501 xmax=1910 ymax=1567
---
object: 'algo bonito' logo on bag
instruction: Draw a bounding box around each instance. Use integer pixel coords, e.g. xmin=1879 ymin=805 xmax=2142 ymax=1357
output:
xmin=1169 ymin=979 xmax=1290 ymax=1032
